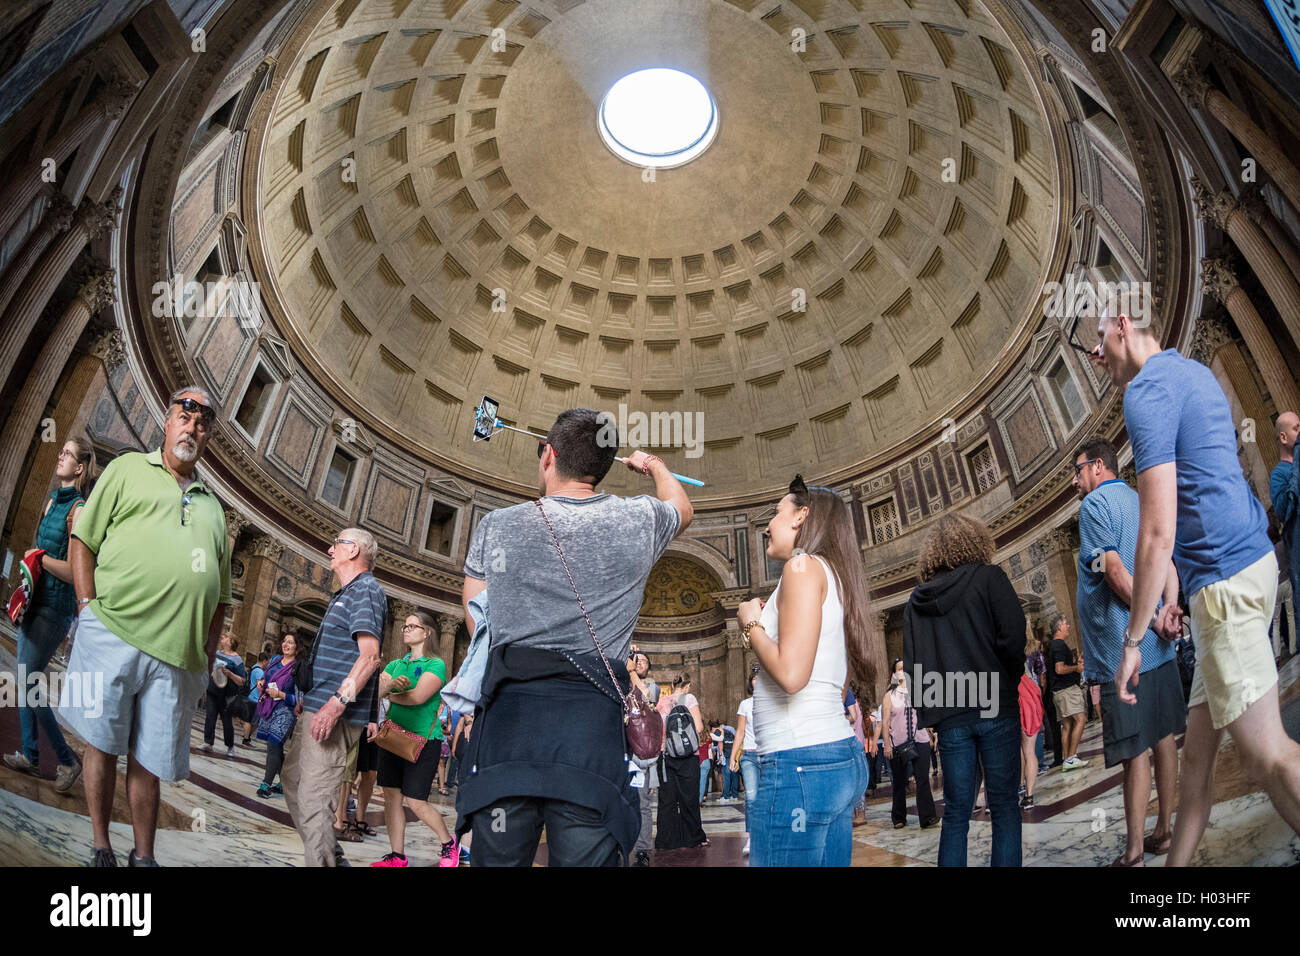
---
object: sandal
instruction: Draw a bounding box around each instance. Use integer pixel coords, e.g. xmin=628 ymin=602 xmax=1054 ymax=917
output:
xmin=438 ymin=787 xmax=450 ymax=796
xmin=334 ymin=823 xmax=363 ymax=843
xmin=1142 ymin=833 xmax=1171 ymax=855
xmin=1109 ymin=852 xmax=1144 ymax=867
xmin=893 ymin=821 xmax=906 ymax=829
xmin=356 ymin=820 xmax=377 ymax=837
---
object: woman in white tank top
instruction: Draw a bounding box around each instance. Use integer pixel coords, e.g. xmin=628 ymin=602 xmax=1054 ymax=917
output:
xmin=737 ymin=475 xmax=885 ymax=866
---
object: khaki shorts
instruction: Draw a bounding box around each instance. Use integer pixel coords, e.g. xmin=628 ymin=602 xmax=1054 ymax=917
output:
xmin=1053 ymin=684 xmax=1085 ymax=719
xmin=1188 ymin=552 xmax=1279 ymax=730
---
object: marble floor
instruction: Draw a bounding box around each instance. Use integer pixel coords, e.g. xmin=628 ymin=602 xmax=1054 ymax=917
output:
xmin=1 ymin=634 xmax=1298 ymax=867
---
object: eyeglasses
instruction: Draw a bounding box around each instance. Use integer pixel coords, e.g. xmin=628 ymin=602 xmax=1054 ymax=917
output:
xmin=180 ymin=491 xmax=193 ymax=526
xmin=401 ymin=623 xmax=426 ymax=631
xmin=331 ymin=538 xmax=356 ymax=550
xmin=1072 ymin=458 xmax=1100 ymax=475
xmin=173 ymin=397 xmax=215 ymax=424
xmin=537 ymin=440 xmax=549 ymax=459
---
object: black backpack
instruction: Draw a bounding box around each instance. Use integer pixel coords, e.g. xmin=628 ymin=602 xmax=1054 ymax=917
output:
xmin=664 ymin=695 xmax=700 ymax=758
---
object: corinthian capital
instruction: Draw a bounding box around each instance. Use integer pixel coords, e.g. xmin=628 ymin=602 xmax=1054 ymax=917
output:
xmin=1188 ymin=177 xmax=1239 ymax=230
xmin=1173 ymin=66 xmax=1211 ymax=109
xmin=1188 ymin=315 xmax=1233 ymax=364
xmin=76 ymin=187 xmax=123 ymax=239
xmin=1198 ymin=257 xmax=1239 ymax=303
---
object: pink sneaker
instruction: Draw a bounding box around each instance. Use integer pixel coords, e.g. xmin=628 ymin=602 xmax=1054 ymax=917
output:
xmin=371 ymin=852 xmax=408 ymax=867
xmin=439 ymin=840 xmax=460 ymax=867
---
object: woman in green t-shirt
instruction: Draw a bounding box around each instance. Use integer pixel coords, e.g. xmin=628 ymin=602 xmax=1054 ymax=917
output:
xmin=372 ymin=610 xmax=458 ymax=868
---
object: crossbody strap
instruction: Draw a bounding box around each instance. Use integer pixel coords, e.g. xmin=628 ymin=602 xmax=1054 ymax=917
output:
xmin=534 ymin=500 xmax=628 ymax=717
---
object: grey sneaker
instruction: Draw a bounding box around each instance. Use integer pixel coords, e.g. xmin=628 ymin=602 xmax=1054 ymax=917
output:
xmin=226 ymin=746 xmax=236 ymax=758
xmin=90 ymin=847 xmax=117 ymax=867
xmin=54 ymin=761 xmax=82 ymax=793
xmin=3 ymin=752 xmax=36 ymax=774
xmin=128 ymin=850 xmax=160 ymax=867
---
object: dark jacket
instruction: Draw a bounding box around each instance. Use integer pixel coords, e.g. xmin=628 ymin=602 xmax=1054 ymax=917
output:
xmin=902 ymin=563 xmax=1026 ymax=733
xmin=454 ymin=643 xmax=639 ymax=855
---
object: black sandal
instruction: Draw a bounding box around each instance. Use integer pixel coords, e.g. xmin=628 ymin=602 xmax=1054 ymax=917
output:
xmin=356 ymin=820 xmax=377 ymax=836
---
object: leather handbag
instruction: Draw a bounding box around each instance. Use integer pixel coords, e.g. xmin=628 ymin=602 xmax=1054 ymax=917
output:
xmin=374 ymin=718 xmax=427 ymax=763
xmin=894 ymin=693 xmax=918 ymax=763
xmin=535 ymin=500 xmax=664 ymax=760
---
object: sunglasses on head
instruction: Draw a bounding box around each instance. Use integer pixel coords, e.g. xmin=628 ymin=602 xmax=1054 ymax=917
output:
xmin=537 ymin=440 xmax=549 ymax=459
xmin=789 ymin=473 xmax=834 ymax=496
xmin=173 ymin=397 xmax=214 ymax=423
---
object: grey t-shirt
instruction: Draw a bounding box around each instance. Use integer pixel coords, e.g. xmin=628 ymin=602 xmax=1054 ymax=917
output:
xmin=463 ymin=494 xmax=680 ymax=661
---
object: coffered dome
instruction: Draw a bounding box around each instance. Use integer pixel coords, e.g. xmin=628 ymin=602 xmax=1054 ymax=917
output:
xmin=249 ymin=0 xmax=1065 ymax=501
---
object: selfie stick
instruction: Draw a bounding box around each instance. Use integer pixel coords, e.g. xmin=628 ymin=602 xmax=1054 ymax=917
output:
xmin=471 ymin=403 xmax=705 ymax=487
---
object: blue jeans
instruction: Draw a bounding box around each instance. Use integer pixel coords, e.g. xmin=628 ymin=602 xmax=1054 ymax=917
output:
xmin=936 ymin=715 xmax=1022 ymax=867
xmin=739 ymin=752 xmax=760 ymax=831
xmin=699 ymin=759 xmax=710 ymax=803
xmin=17 ymin=603 xmax=76 ymax=766
xmin=722 ymin=751 xmax=738 ymax=798
xmin=751 ymin=737 xmax=869 ymax=867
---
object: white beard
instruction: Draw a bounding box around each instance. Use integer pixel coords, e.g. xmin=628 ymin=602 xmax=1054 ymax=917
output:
xmin=173 ymin=440 xmax=199 ymax=463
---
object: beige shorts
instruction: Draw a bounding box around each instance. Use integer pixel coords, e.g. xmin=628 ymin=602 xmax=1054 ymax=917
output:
xmin=1053 ymin=684 xmax=1085 ymax=719
xmin=1188 ymin=552 xmax=1279 ymax=730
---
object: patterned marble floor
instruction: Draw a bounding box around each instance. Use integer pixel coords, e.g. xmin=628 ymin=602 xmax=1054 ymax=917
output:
xmin=1 ymin=633 xmax=1297 ymax=867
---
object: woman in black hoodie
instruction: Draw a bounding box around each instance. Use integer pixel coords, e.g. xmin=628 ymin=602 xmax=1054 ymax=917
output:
xmin=903 ymin=514 xmax=1026 ymax=866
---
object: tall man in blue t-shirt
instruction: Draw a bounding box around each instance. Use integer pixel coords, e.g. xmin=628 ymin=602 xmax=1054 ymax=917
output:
xmin=1072 ymin=437 xmax=1184 ymax=865
xmin=1096 ymin=311 xmax=1300 ymax=866
xmin=1269 ymin=411 xmax=1299 ymax=656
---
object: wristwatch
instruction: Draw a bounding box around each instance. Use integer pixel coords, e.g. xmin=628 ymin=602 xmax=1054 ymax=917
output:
xmin=332 ymin=691 xmax=354 ymax=706
xmin=1124 ymin=633 xmax=1144 ymax=649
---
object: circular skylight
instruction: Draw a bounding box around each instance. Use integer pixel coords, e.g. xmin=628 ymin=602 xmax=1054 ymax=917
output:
xmin=599 ymin=68 xmax=718 ymax=168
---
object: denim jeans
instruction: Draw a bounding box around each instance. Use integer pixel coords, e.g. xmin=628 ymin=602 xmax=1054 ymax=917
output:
xmin=739 ymin=752 xmax=760 ymax=831
xmin=751 ymin=737 xmax=869 ymax=867
xmin=699 ymin=759 xmax=710 ymax=803
xmin=17 ymin=603 xmax=76 ymax=766
xmin=936 ymin=715 xmax=1022 ymax=867
xmin=722 ymin=751 xmax=738 ymax=798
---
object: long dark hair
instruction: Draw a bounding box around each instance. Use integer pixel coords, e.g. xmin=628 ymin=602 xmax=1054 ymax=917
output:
xmin=788 ymin=475 xmax=883 ymax=691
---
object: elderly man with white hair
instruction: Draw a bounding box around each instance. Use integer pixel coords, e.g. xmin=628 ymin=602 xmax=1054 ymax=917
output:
xmin=282 ymin=525 xmax=387 ymax=866
xmin=1270 ymin=411 xmax=1300 ymax=655
xmin=63 ymin=385 xmax=233 ymax=867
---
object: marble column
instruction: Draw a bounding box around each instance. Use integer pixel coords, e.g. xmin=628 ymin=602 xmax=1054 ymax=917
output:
xmin=1177 ymin=67 xmax=1300 ymax=215
xmin=387 ymin=599 xmax=417 ymax=663
xmin=436 ymin=613 xmax=461 ymax=671
xmin=0 ymin=71 xmax=138 ymax=241
xmin=1190 ymin=315 xmax=1280 ymax=492
xmin=0 ymin=190 xmax=76 ymax=323
xmin=1199 ymin=257 xmax=1300 ymax=420
xmin=1040 ymin=527 xmax=1080 ymax=654
xmin=1242 ymin=186 xmax=1300 ymax=281
xmin=0 ymin=188 xmax=121 ymax=393
xmin=230 ymin=535 xmax=283 ymax=657
xmin=1191 ymin=177 xmax=1300 ymax=352
xmin=0 ymin=339 xmax=114 ymax=593
xmin=711 ymin=588 xmax=747 ymax=715
xmin=0 ymin=263 xmax=115 ymax=527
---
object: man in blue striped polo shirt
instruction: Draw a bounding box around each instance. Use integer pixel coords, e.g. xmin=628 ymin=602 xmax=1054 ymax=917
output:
xmin=1073 ymin=437 xmax=1185 ymax=866
xmin=282 ymin=526 xmax=386 ymax=866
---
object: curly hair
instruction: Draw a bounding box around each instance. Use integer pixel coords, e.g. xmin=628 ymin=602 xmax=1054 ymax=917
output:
xmin=918 ymin=513 xmax=995 ymax=581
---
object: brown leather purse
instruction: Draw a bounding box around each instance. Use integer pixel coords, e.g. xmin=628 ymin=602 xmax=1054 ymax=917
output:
xmin=535 ymin=500 xmax=664 ymax=759
xmin=374 ymin=718 xmax=427 ymax=763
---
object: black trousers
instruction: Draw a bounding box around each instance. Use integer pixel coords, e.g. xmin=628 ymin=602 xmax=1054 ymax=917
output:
xmin=656 ymin=754 xmax=707 ymax=849
xmin=1041 ymin=686 xmax=1062 ymax=766
xmin=889 ymin=741 xmax=937 ymax=826
xmin=204 ymin=690 xmax=235 ymax=748
xmin=263 ymin=741 xmax=284 ymax=786
xmin=469 ymin=796 xmax=623 ymax=866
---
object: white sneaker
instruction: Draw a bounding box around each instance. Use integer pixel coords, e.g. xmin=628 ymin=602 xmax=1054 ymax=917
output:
xmin=201 ymin=743 xmax=213 ymax=752
xmin=226 ymin=746 xmax=236 ymax=758
xmin=742 ymin=838 xmax=750 ymax=856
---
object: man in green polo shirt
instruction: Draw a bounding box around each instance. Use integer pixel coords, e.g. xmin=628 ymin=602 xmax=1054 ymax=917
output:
xmin=62 ymin=385 xmax=233 ymax=868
